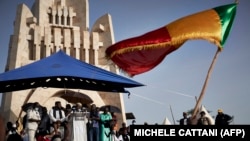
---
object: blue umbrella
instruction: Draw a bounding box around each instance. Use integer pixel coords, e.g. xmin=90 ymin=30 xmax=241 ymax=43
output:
xmin=0 ymin=50 xmax=144 ymax=93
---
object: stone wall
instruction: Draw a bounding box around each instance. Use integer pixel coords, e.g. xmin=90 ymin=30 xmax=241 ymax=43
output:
xmin=0 ymin=0 xmax=126 ymax=130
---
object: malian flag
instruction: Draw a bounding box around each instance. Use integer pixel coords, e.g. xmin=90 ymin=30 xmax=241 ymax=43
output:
xmin=105 ymin=3 xmax=237 ymax=77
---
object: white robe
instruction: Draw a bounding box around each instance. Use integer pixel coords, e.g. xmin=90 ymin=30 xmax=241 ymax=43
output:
xmin=70 ymin=110 xmax=89 ymax=141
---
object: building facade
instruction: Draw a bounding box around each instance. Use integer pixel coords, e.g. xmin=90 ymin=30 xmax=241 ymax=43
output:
xmin=0 ymin=0 xmax=126 ymax=133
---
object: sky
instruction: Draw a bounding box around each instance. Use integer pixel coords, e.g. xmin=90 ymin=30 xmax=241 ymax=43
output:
xmin=0 ymin=0 xmax=250 ymax=125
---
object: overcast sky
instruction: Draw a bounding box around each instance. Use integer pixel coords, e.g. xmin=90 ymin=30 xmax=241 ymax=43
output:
xmin=0 ymin=0 xmax=250 ymax=124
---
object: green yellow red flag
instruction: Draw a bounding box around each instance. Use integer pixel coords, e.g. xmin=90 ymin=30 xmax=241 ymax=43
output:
xmin=105 ymin=3 xmax=237 ymax=77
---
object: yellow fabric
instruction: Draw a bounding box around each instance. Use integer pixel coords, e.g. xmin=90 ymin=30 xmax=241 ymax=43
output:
xmin=166 ymin=9 xmax=222 ymax=49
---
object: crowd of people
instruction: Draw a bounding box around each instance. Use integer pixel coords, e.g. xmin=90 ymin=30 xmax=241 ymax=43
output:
xmin=179 ymin=108 xmax=234 ymax=125
xmin=5 ymin=101 xmax=130 ymax=141
xmin=4 ymin=101 xmax=234 ymax=141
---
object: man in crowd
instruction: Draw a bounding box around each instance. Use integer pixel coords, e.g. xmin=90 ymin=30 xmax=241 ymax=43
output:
xmin=215 ymin=109 xmax=233 ymax=125
xmin=179 ymin=112 xmax=191 ymax=125
xmin=26 ymin=102 xmax=42 ymax=141
xmin=49 ymin=101 xmax=67 ymax=138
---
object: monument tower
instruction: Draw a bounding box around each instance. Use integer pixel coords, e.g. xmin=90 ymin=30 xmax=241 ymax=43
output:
xmin=0 ymin=0 xmax=126 ymax=127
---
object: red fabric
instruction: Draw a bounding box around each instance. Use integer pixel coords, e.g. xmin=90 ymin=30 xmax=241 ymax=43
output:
xmin=111 ymin=46 xmax=176 ymax=76
xmin=106 ymin=27 xmax=171 ymax=53
xmin=106 ymin=27 xmax=175 ymax=76
xmin=37 ymin=135 xmax=50 ymax=141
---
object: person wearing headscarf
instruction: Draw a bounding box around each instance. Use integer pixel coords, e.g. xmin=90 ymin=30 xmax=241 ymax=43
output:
xmin=215 ymin=109 xmax=233 ymax=125
xmin=100 ymin=106 xmax=112 ymax=141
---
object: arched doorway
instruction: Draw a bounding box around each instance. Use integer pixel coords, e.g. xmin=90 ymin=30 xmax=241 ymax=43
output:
xmin=53 ymin=90 xmax=93 ymax=106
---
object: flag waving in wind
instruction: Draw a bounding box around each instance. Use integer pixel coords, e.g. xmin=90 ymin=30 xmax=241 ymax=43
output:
xmin=106 ymin=3 xmax=237 ymax=77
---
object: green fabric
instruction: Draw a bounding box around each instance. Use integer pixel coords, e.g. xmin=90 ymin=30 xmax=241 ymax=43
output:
xmin=100 ymin=113 xmax=112 ymax=141
xmin=214 ymin=3 xmax=237 ymax=47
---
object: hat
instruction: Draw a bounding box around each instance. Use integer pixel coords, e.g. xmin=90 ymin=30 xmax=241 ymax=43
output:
xmin=218 ymin=109 xmax=223 ymax=113
xmin=76 ymin=102 xmax=82 ymax=107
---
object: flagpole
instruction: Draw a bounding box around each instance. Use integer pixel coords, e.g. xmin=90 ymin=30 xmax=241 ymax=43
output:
xmin=191 ymin=48 xmax=221 ymax=120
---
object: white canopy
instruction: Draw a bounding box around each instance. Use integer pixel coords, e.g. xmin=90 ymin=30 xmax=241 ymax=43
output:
xmin=162 ymin=116 xmax=172 ymax=125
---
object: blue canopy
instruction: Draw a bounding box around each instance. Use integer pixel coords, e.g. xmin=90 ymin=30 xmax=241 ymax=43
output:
xmin=0 ymin=50 xmax=144 ymax=93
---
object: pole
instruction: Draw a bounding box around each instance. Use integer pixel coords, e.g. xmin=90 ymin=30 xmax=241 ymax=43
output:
xmin=169 ymin=105 xmax=176 ymax=125
xmin=192 ymin=48 xmax=221 ymax=118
